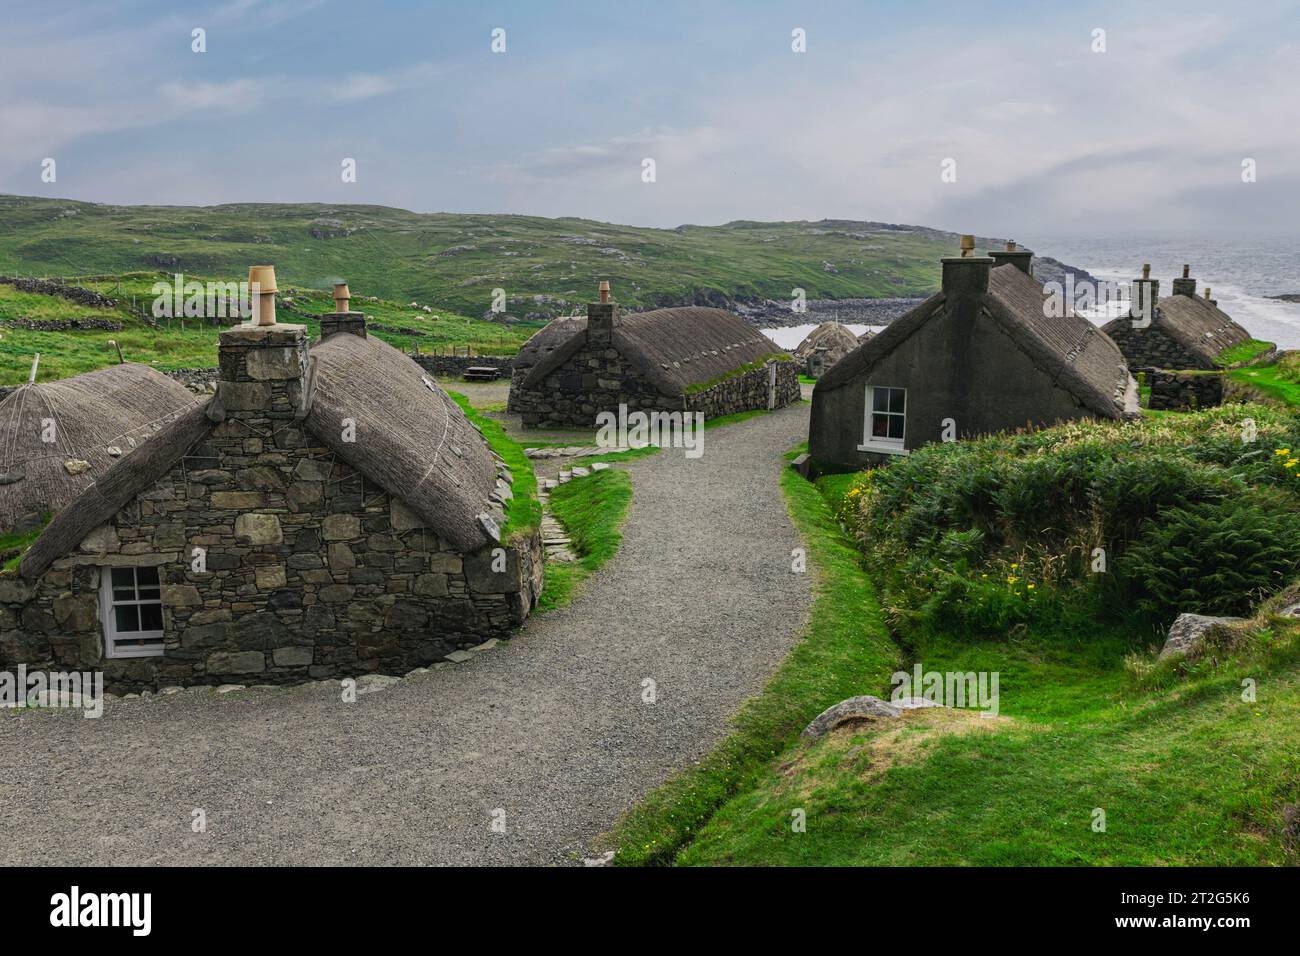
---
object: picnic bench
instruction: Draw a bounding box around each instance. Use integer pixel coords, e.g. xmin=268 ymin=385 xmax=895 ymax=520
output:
xmin=461 ymin=366 xmax=502 ymax=381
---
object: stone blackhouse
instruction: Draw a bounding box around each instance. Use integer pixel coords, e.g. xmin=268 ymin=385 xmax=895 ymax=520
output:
xmin=508 ymin=283 xmax=800 ymax=428
xmin=809 ymin=238 xmax=1139 ymax=471
xmin=1101 ymin=264 xmax=1273 ymax=411
xmin=0 ymin=269 xmax=542 ymax=693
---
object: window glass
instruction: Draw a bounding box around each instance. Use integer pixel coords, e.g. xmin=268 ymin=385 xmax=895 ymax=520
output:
xmin=873 ymin=388 xmax=889 ymax=412
xmin=889 ymin=389 xmax=906 ymax=414
xmin=140 ymin=603 xmax=164 ymax=631
xmin=115 ymin=604 xmax=140 ymax=633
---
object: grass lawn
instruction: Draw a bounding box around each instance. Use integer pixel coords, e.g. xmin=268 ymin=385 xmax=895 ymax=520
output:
xmin=605 ymin=444 xmax=902 ymax=865
xmin=536 ymin=468 xmax=633 ymax=612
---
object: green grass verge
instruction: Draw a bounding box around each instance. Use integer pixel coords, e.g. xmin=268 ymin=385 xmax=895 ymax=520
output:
xmin=1229 ymin=352 xmax=1300 ymax=408
xmin=1216 ymin=339 xmax=1275 ymax=368
xmin=605 ymin=444 xmax=903 ymax=865
xmin=536 ymin=468 xmax=633 ymax=612
xmin=448 ymin=391 xmax=540 ymax=541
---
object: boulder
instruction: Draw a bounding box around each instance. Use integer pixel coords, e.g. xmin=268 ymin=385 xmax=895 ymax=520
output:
xmin=801 ymin=695 xmax=902 ymax=740
xmin=1157 ymin=613 xmax=1246 ymax=661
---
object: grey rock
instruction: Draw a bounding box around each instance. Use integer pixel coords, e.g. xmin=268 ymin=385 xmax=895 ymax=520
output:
xmin=1158 ymin=613 xmax=1247 ymax=661
xmin=801 ymin=695 xmax=902 ymax=740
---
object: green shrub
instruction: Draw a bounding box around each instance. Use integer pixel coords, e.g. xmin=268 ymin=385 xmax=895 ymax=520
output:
xmin=1116 ymin=496 xmax=1300 ymax=618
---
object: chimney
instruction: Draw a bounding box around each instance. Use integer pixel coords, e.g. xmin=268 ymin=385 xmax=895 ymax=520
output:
xmin=587 ymin=279 xmax=619 ymax=347
xmin=248 ymin=265 xmax=278 ymax=326
xmin=217 ymin=265 xmax=310 ymax=421
xmin=942 ymin=234 xmax=994 ymax=307
xmin=1131 ymin=263 xmax=1160 ymax=323
xmin=988 ymin=239 xmax=1034 ymax=276
xmin=1204 ymin=286 xmax=1217 ymax=306
xmin=1171 ymin=263 xmax=1197 ymax=297
xmin=320 ymin=280 xmax=367 ymax=338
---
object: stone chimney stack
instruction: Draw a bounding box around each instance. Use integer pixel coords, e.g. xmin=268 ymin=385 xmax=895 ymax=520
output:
xmin=988 ymin=240 xmax=1034 ymax=276
xmin=320 ymin=280 xmax=367 ymax=338
xmin=1131 ymin=263 xmax=1160 ymax=323
xmin=1171 ymin=263 xmax=1197 ymax=298
xmin=587 ymin=279 xmax=619 ymax=348
xmin=942 ymin=234 xmax=994 ymax=308
xmin=217 ymin=265 xmax=310 ymax=421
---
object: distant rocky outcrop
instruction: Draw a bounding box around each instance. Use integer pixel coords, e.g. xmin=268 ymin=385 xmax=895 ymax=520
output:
xmin=0 ymin=276 xmax=118 ymax=309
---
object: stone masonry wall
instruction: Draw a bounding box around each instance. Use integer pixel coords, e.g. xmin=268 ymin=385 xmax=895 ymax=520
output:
xmin=0 ymin=429 xmax=542 ymax=693
xmin=684 ymin=360 xmax=800 ymax=419
xmin=509 ymin=341 xmax=678 ymax=429
xmin=509 ymin=341 xmax=799 ymax=429
xmin=1107 ymin=320 xmax=1208 ymax=371
xmin=1148 ymin=369 xmax=1225 ymax=411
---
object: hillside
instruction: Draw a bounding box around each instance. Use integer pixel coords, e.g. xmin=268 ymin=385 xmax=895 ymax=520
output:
xmin=0 ymin=195 xmax=1093 ymax=325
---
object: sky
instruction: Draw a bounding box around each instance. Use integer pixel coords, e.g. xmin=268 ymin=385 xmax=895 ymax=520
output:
xmin=2 ymin=0 xmax=1298 ymax=237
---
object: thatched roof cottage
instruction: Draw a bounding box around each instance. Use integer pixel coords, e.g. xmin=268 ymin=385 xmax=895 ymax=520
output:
xmin=809 ymin=237 xmax=1138 ymax=470
xmin=508 ymin=282 xmax=800 ymax=428
xmin=794 ymin=322 xmax=859 ymax=379
xmin=0 ymin=363 xmax=198 ymax=533
xmin=0 ymin=268 xmax=542 ymax=692
xmin=1101 ymin=264 xmax=1266 ymax=370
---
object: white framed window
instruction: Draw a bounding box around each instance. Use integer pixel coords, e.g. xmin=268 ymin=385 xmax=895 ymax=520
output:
xmin=859 ymin=385 xmax=908 ymax=455
xmin=100 ymin=566 xmax=165 ymax=658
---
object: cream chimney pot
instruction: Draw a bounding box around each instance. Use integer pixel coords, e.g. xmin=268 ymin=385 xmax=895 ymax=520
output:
xmin=959 ymin=234 xmax=976 ymax=257
xmin=1182 ymin=264 xmax=1190 ymax=278
xmin=598 ymin=280 xmax=610 ymax=304
xmin=1006 ymin=240 xmax=1016 ymax=251
xmin=248 ymin=265 xmax=278 ymax=326
xmin=1142 ymin=264 xmax=1151 ymax=279
xmin=333 ymin=282 xmax=351 ymax=313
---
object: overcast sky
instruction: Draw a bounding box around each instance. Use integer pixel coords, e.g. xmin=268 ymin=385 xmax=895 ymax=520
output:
xmin=2 ymin=0 xmax=1297 ymax=237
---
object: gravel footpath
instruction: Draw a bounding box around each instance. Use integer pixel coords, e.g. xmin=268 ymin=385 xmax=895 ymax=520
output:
xmin=0 ymin=404 xmax=812 ymax=866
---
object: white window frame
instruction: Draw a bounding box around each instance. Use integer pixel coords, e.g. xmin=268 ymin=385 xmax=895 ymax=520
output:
xmin=858 ymin=385 xmax=909 ymax=456
xmin=100 ymin=565 xmax=165 ymax=659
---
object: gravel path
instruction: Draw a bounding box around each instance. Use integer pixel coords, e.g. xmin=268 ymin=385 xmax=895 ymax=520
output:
xmin=0 ymin=404 xmax=812 ymax=866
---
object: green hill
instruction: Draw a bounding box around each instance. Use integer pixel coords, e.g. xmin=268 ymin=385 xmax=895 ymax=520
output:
xmin=0 ymin=194 xmax=1084 ymax=323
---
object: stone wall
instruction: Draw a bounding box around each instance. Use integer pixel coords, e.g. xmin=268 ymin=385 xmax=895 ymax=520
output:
xmin=684 ymin=360 xmax=800 ymax=418
xmin=1148 ymin=369 xmax=1225 ymax=411
xmin=509 ymin=341 xmax=678 ymax=428
xmin=409 ymin=354 xmax=514 ymax=378
xmin=1106 ymin=320 xmax=1208 ymax=371
xmin=509 ymin=340 xmax=798 ymax=429
xmin=0 ymin=277 xmax=118 ymax=309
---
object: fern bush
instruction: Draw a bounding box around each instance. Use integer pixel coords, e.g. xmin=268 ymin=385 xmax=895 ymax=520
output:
xmin=1116 ymin=496 xmax=1300 ymax=617
xmin=837 ymin=403 xmax=1300 ymax=633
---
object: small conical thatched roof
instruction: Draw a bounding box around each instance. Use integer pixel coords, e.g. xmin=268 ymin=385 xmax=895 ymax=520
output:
xmin=794 ymin=322 xmax=859 ymax=366
xmin=0 ymin=363 xmax=198 ymax=532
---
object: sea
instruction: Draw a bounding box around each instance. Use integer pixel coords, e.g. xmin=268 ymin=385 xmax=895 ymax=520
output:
xmin=761 ymin=236 xmax=1300 ymax=351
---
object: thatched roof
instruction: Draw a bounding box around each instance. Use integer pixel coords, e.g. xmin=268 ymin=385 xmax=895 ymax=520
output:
xmin=819 ymin=264 xmax=1133 ymax=418
xmin=0 ymin=363 xmax=198 ymax=532
xmin=305 ymin=333 xmax=499 ymax=551
xmin=513 ymin=315 xmax=586 ymax=371
xmin=519 ymin=306 xmax=781 ymax=395
xmin=20 ymin=335 xmax=501 ymax=579
xmin=794 ymin=322 xmax=859 ymax=365
xmin=1102 ymin=293 xmax=1253 ymax=365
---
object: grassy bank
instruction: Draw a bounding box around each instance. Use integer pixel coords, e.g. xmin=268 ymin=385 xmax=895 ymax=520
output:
xmin=537 ymin=468 xmax=633 ymax=612
xmin=447 ymin=392 xmax=540 ymax=541
xmin=606 ymin=445 xmax=901 ymax=865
